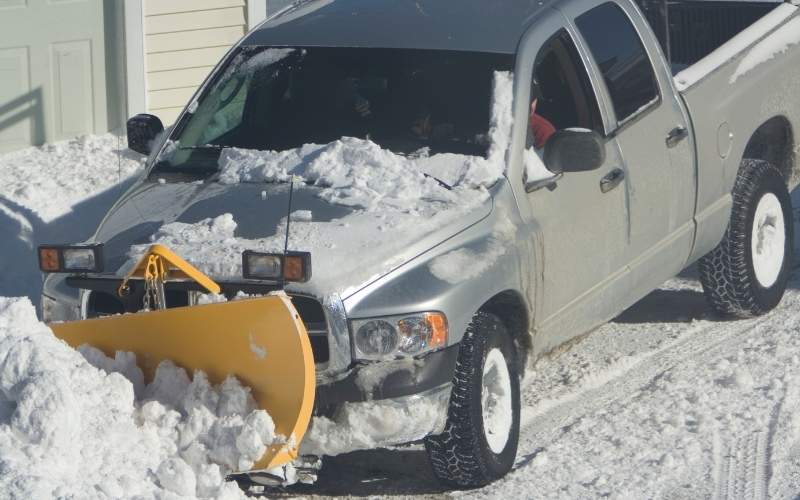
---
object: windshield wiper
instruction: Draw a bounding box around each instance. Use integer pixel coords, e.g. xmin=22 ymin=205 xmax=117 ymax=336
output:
xmin=178 ymin=145 xmax=226 ymax=151
xmin=423 ymin=173 xmax=452 ymax=190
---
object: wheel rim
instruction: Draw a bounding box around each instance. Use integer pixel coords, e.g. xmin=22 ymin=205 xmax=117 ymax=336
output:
xmin=481 ymin=348 xmax=513 ymax=454
xmin=751 ymin=192 xmax=785 ymax=288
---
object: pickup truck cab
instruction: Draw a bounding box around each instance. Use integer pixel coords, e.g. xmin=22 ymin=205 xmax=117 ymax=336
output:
xmin=42 ymin=0 xmax=800 ymax=488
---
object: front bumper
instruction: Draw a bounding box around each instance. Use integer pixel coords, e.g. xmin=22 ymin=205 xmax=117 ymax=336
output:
xmin=43 ymin=275 xmax=459 ymax=453
xmin=300 ymin=383 xmax=452 ymax=457
xmin=303 ymin=346 xmax=458 ymax=456
xmin=314 ymin=344 xmax=459 ymax=409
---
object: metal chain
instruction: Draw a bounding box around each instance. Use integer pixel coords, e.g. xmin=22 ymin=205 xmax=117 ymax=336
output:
xmin=142 ymin=256 xmax=167 ymax=311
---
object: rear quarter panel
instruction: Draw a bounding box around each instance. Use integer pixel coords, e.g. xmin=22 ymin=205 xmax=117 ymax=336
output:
xmin=678 ymin=8 xmax=800 ymax=261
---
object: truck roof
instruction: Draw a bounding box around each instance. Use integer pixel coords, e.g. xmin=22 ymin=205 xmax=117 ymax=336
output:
xmin=242 ymin=0 xmax=549 ymax=54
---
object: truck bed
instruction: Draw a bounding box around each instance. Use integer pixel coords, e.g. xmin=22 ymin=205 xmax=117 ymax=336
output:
xmin=636 ymin=0 xmax=781 ymax=73
xmin=643 ymin=0 xmax=800 ymax=265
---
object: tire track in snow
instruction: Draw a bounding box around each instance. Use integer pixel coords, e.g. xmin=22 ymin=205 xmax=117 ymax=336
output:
xmin=509 ymin=310 xmax=778 ymax=487
xmin=714 ymin=432 xmax=768 ymax=500
xmin=766 ymin=372 xmax=800 ymax=497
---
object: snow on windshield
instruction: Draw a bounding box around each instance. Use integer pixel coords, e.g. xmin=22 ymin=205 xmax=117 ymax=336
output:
xmin=218 ymin=71 xmax=514 ymax=192
xmin=124 ymin=72 xmax=515 ymax=295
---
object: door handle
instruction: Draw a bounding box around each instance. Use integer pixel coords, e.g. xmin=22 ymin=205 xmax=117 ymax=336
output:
xmin=600 ymin=168 xmax=625 ymax=193
xmin=666 ymin=126 xmax=689 ymax=148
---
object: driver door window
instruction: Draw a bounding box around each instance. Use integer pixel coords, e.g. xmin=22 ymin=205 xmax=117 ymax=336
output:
xmin=526 ymin=30 xmax=603 ymax=180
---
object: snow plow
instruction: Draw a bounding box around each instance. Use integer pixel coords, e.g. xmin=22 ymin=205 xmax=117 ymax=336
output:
xmin=39 ymin=244 xmax=316 ymax=472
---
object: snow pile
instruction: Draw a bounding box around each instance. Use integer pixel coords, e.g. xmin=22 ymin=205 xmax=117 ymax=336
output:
xmin=125 ymin=73 xmax=515 ymax=293
xmin=218 ymin=139 xmax=461 ymax=210
xmin=217 ymin=71 xmax=514 ymax=195
xmin=0 ymin=134 xmax=143 ymax=222
xmin=301 ymin=388 xmax=449 ymax=457
xmin=0 ymin=297 xmax=280 ymax=499
xmin=730 ymin=16 xmax=800 ymax=83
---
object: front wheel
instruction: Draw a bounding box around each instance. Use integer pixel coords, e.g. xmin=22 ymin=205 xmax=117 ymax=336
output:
xmin=699 ymin=159 xmax=794 ymax=317
xmin=424 ymin=311 xmax=520 ymax=488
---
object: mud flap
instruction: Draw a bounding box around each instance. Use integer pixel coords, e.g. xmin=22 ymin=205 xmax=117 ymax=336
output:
xmin=50 ymin=294 xmax=316 ymax=471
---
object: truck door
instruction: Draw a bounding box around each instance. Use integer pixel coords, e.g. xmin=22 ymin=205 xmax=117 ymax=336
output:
xmin=521 ymin=25 xmax=631 ymax=353
xmin=573 ymin=1 xmax=696 ymax=301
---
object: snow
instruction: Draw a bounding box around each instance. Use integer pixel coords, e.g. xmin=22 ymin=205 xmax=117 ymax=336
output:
xmin=301 ymin=387 xmax=450 ymax=457
xmin=218 ymin=71 xmax=514 ymax=194
xmin=4 ymin=66 xmax=800 ymax=498
xmin=0 ymin=134 xmax=144 ymax=303
xmin=674 ymin=3 xmax=797 ymax=91
xmin=428 ymin=207 xmax=516 ymax=284
xmin=0 ymin=297 xmax=279 ymax=499
xmin=523 ymin=146 xmax=556 ymax=184
xmin=0 ymin=134 xmax=143 ymax=223
xmin=730 ymin=17 xmax=800 ymax=83
xmin=126 ymin=72 xmax=515 ymax=296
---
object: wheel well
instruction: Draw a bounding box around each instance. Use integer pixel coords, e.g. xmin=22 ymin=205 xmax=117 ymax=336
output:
xmin=743 ymin=116 xmax=795 ymax=183
xmin=479 ymin=291 xmax=531 ymax=376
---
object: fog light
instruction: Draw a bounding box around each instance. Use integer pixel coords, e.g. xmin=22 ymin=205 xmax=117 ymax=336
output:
xmin=38 ymin=244 xmax=103 ymax=273
xmin=242 ymin=251 xmax=311 ymax=282
xmin=63 ymin=248 xmax=96 ymax=271
xmin=243 ymin=252 xmax=282 ymax=280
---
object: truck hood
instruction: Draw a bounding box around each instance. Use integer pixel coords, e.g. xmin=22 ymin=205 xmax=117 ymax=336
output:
xmin=92 ymin=179 xmax=493 ymax=298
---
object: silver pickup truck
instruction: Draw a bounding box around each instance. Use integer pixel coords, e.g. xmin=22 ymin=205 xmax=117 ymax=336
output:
xmin=42 ymin=0 xmax=800 ymax=488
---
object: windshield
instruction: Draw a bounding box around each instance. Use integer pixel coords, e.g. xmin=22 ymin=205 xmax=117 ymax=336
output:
xmin=153 ymin=46 xmax=514 ymax=174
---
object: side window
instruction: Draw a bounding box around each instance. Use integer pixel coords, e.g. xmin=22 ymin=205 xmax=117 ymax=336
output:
xmin=576 ymin=2 xmax=659 ymax=123
xmin=527 ymin=30 xmax=602 ymax=151
xmin=198 ymin=72 xmax=252 ymax=145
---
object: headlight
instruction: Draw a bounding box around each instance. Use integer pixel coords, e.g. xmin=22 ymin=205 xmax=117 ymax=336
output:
xmin=351 ymin=312 xmax=448 ymax=361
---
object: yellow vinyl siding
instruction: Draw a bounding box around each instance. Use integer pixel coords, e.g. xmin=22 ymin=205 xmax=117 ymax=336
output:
xmin=145 ymin=8 xmax=246 ymax=35
xmin=146 ymin=26 xmax=244 ymax=54
xmin=148 ymin=87 xmax=197 ymax=109
xmin=148 ymin=66 xmax=215 ymax=91
xmin=145 ymin=0 xmax=245 ymax=16
xmin=144 ymin=0 xmax=247 ymax=124
xmin=150 ymin=106 xmax=185 ymax=125
xmin=147 ymin=46 xmax=230 ymax=72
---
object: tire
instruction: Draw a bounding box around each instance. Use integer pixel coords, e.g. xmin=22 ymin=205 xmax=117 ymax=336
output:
xmin=424 ymin=311 xmax=521 ymax=488
xmin=698 ymin=159 xmax=794 ymax=317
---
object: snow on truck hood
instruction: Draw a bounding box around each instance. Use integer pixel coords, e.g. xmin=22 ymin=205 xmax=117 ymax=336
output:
xmin=96 ymin=72 xmax=514 ymax=297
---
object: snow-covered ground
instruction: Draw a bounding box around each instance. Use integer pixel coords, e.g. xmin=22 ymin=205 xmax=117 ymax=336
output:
xmin=3 ymin=135 xmax=800 ymax=498
xmin=0 ymin=134 xmax=143 ymax=303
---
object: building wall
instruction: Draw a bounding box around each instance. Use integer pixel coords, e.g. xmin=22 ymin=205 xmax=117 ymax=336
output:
xmin=144 ymin=0 xmax=249 ymax=124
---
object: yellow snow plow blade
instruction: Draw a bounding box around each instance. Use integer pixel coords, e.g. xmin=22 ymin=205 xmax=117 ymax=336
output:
xmin=48 ymin=247 xmax=316 ymax=471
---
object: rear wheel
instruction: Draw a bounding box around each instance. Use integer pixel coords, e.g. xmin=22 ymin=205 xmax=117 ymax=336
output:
xmin=699 ymin=159 xmax=794 ymax=317
xmin=424 ymin=311 xmax=520 ymax=488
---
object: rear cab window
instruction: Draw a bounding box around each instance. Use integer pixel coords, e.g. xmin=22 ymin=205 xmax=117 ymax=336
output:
xmin=575 ymin=2 xmax=660 ymax=125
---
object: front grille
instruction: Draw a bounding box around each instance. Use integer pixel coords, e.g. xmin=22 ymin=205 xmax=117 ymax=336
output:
xmin=85 ymin=288 xmax=330 ymax=364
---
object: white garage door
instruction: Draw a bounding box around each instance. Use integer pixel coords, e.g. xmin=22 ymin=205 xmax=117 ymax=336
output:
xmin=0 ymin=0 xmax=108 ymax=153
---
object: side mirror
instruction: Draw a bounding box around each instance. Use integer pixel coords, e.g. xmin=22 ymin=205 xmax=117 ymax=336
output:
xmin=543 ymin=129 xmax=606 ymax=174
xmin=127 ymin=114 xmax=164 ymax=156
